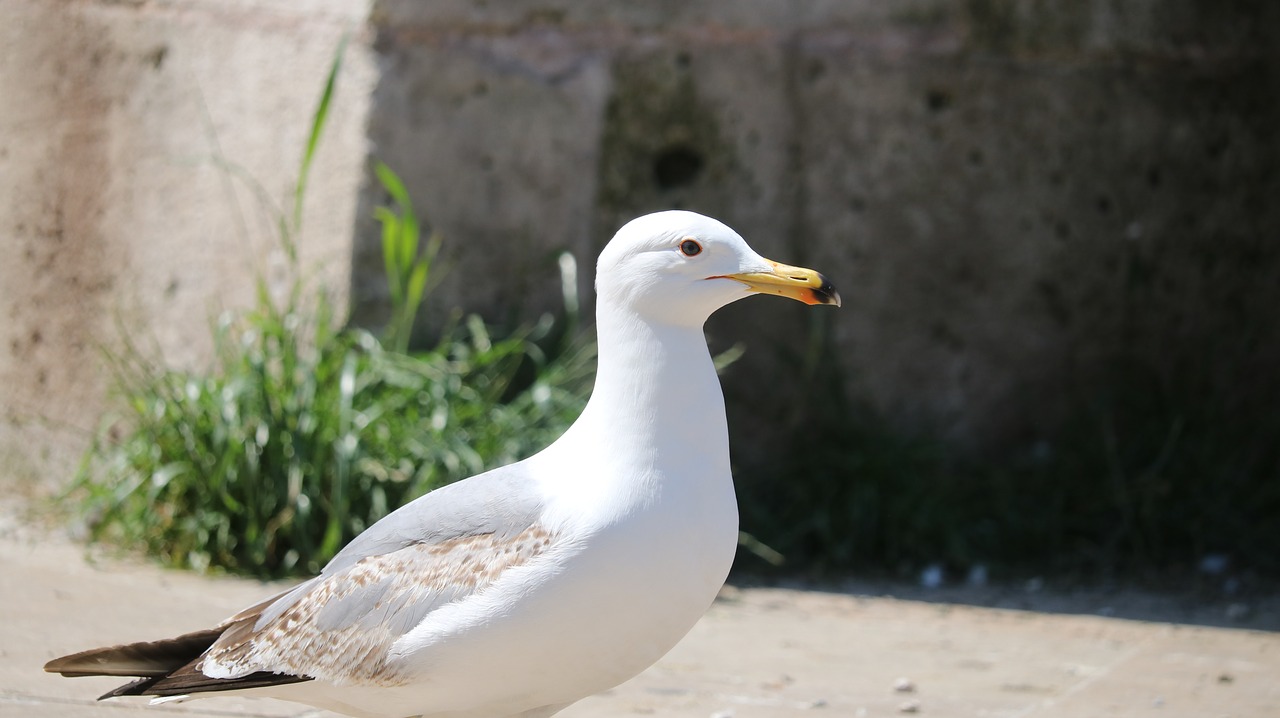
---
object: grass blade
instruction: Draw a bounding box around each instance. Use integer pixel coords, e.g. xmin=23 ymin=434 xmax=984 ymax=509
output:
xmin=292 ymin=32 xmax=349 ymax=240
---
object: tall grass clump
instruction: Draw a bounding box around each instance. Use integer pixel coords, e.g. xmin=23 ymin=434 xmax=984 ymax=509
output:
xmin=65 ymin=44 xmax=594 ymax=578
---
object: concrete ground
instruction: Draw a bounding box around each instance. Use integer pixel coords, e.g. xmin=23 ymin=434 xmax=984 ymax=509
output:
xmin=3 ymin=512 xmax=1277 ymax=718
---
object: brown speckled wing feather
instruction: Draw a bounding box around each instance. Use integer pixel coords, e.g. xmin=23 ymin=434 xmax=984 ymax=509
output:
xmin=200 ymin=523 xmax=557 ymax=687
xmin=44 ymin=466 xmax=549 ymax=698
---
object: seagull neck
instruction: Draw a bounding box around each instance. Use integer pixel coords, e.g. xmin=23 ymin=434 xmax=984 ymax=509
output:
xmin=573 ymin=303 xmax=729 ymax=466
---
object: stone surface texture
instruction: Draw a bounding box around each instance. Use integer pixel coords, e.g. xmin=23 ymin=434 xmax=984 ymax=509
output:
xmin=3 ymin=0 xmax=1276 ymax=485
xmin=0 ymin=0 xmax=375 ymax=484
xmin=357 ymin=0 xmax=1279 ymax=461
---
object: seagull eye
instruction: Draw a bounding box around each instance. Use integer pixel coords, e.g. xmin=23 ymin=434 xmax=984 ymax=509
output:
xmin=679 ymin=239 xmax=702 ymax=257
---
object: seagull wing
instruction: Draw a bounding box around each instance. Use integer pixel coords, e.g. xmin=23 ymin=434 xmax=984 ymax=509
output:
xmin=45 ymin=465 xmax=548 ymax=697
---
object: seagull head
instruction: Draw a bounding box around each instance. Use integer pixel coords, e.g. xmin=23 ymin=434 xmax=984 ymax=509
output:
xmin=595 ymin=210 xmax=840 ymax=326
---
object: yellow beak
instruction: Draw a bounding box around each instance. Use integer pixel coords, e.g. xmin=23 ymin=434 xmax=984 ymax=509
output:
xmin=714 ymin=260 xmax=841 ymax=307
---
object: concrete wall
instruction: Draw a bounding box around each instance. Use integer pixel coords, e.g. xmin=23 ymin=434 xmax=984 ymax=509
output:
xmin=4 ymin=0 xmax=1276 ymax=490
xmin=358 ymin=1 xmax=1279 ymax=460
xmin=1 ymin=0 xmax=375 ymax=487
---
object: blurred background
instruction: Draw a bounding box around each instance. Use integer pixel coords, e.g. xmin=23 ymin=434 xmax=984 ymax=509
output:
xmin=2 ymin=1 xmax=1276 ymax=585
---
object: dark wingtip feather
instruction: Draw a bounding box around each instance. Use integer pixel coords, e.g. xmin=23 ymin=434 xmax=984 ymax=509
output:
xmin=46 ymin=624 xmax=312 ymax=699
xmin=140 ymin=669 xmax=312 ymax=697
xmin=98 ymin=677 xmax=161 ymax=700
xmin=95 ymin=667 xmax=311 ymax=699
xmin=44 ymin=628 xmax=223 ymax=678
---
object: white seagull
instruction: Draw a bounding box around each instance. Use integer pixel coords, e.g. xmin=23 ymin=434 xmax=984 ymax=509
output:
xmin=45 ymin=210 xmax=840 ymax=718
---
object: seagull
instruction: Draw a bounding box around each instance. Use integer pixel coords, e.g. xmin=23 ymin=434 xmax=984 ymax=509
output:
xmin=44 ymin=210 xmax=840 ymax=718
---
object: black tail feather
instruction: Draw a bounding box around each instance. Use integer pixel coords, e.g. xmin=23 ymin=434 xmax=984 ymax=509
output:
xmin=102 ymin=670 xmax=310 ymax=699
xmin=98 ymin=676 xmax=161 ymax=700
xmin=45 ymin=625 xmax=311 ymax=698
xmin=44 ymin=629 xmax=223 ymax=678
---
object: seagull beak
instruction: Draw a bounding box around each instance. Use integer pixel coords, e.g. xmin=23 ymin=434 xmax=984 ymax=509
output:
xmin=715 ymin=260 xmax=842 ymax=307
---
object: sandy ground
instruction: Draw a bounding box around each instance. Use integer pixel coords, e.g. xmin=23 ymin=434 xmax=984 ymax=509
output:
xmin=2 ymin=508 xmax=1277 ymax=718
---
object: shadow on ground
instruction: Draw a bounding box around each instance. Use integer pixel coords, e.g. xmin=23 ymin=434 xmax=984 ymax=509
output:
xmin=736 ymin=575 xmax=1280 ymax=633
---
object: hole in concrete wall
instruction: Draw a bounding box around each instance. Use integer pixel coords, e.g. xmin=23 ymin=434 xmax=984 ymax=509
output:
xmin=806 ymin=58 xmax=827 ymax=82
xmin=930 ymin=320 xmax=965 ymax=351
xmin=925 ymin=88 xmax=952 ymax=112
xmin=146 ymin=45 xmax=168 ymax=70
xmin=1037 ymin=279 xmax=1072 ymax=327
xmin=653 ymin=144 xmax=705 ymax=189
xmin=1206 ymin=134 xmax=1230 ymax=159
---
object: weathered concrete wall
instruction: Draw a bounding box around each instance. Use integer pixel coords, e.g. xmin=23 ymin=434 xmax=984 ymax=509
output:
xmin=0 ymin=0 xmax=375 ymax=486
xmin=4 ymin=0 xmax=1275 ymax=491
xmin=358 ymin=1 xmax=1279 ymax=458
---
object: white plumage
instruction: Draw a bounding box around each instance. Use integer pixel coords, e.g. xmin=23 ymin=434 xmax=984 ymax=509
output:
xmin=45 ymin=210 xmax=839 ymax=718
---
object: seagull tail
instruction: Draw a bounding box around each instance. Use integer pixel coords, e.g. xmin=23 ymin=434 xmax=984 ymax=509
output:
xmin=43 ymin=627 xmax=310 ymax=700
xmin=43 ymin=628 xmax=222 ymax=679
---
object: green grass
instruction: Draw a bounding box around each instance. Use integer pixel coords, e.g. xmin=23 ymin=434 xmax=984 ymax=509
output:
xmin=65 ymin=42 xmax=595 ymax=578
xmin=71 ymin=260 xmax=592 ymax=577
xmin=71 ymin=285 xmax=591 ymax=577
